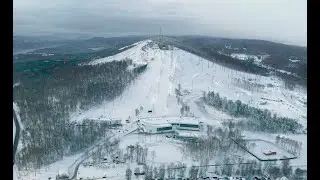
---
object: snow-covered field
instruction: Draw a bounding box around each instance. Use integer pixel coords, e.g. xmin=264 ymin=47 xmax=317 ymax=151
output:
xmin=118 ymin=133 xmax=199 ymax=164
xmin=77 ymin=166 xmax=128 ymax=180
xmin=242 ymin=131 xmax=307 ymax=169
xmin=244 ymin=139 xmax=296 ymax=161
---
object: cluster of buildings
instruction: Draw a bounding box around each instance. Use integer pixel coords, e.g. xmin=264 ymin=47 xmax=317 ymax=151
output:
xmin=86 ymin=116 xmax=205 ymax=140
xmin=138 ymin=116 xmax=204 ymax=140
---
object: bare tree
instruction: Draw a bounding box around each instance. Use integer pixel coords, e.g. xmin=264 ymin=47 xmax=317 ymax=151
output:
xmin=126 ymin=168 xmax=132 ymax=180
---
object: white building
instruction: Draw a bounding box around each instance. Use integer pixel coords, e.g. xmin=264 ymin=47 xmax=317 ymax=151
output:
xmin=141 ymin=122 xmax=174 ymax=134
xmin=140 ymin=116 xmax=204 ymax=134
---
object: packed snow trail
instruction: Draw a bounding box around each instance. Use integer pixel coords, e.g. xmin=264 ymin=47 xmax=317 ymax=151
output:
xmin=71 ymin=42 xmax=182 ymax=122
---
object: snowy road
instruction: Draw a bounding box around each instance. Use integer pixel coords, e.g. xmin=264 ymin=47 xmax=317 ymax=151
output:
xmin=69 ymin=122 xmax=139 ymax=179
xmin=13 ymin=104 xmax=21 ymax=166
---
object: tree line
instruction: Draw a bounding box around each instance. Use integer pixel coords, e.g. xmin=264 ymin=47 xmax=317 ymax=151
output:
xmin=203 ymin=90 xmax=303 ymax=133
xmin=124 ymin=159 xmax=305 ymax=179
xmin=276 ymin=136 xmax=303 ymax=156
xmin=13 ymin=59 xmax=145 ymax=170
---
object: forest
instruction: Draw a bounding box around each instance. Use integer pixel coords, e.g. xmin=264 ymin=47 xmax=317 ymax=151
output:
xmin=202 ymin=91 xmax=303 ymax=134
xmin=13 ymin=57 xmax=147 ymax=169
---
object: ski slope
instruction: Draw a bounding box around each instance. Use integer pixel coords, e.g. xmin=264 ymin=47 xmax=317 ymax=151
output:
xmin=71 ymin=39 xmax=307 ymax=127
xmin=72 ymin=40 xmax=181 ymax=122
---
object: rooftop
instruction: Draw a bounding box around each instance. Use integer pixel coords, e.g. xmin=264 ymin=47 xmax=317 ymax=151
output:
xmin=140 ymin=116 xmax=201 ymax=125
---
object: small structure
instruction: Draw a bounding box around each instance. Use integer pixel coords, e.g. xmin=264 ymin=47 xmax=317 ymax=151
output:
xmin=263 ymin=151 xmax=277 ymax=156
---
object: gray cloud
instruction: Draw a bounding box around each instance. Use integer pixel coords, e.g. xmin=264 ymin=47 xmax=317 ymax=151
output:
xmin=13 ymin=0 xmax=306 ymax=46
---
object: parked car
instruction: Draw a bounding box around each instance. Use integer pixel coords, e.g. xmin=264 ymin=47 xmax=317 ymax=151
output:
xmin=134 ymin=172 xmax=145 ymax=176
xmin=253 ymin=177 xmax=262 ymax=180
xmin=263 ymin=151 xmax=277 ymax=156
xmin=200 ymin=176 xmax=210 ymax=179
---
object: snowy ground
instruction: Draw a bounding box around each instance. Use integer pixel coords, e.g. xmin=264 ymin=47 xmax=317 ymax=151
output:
xmin=119 ymin=133 xmax=191 ymax=164
xmin=13 ymin=119 xmax=15 ymax=143
xmin=289 ymin=59 xmax=301 ymax=63
xmin=230 ymin=53 xmax=262 ymax=63
xmin=17 ymin=39 xmax=306 ymax=179
xmin=242 ymin=131 xmax=307 ymax=169
xmin=71 ymin=39 xmax=307 ymax=127
xmin=68 ymin=38 xmax=307 ymax=175
xmin=77 ymin=164 xmax=127 ymax=180
xmin=13 ymin=102 xmax=24 ymax=155
xmin=75 ymin=131 xmax=256 ymax=179
xmin=17 ymin=153 xmax=83 ymax=180
xmin=76 ymin=133 xmax=189 ymax=179
xmin=244 ymin=139 xmax=296 ymax=161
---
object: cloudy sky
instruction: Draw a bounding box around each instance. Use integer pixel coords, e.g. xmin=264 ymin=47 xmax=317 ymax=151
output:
xmin=13 ymin=0 xmax=307 ymax=46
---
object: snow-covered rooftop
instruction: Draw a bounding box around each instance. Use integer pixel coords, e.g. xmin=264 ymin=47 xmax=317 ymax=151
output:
xmin=140 ymin=116 xmax=201 ymax=125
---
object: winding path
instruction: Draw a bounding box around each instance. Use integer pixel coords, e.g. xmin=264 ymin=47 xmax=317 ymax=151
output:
xmin=13 ymin=107 xmax=21 ymax=166
xmin=69 ymin=123 xmax=138 ymax=180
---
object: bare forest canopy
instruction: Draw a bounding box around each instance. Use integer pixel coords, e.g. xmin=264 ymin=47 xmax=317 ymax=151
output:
xmin=202 ymin=91 xmax=303 ymax=134
xmin=13 ymin=54 xmax=147 ymax=169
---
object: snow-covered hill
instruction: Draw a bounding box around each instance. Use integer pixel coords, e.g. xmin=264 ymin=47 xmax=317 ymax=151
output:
xmin=71 ymin=39 xmax=307 ymax=127
xmin=19 ymin=39 xmax=307 ymax=180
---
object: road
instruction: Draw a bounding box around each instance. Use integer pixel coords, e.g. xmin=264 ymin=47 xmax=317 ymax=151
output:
xmin=13 ymin=107 xmax=21 ymax=165
xmin=68 ymin=122 xmax=138 ymax=180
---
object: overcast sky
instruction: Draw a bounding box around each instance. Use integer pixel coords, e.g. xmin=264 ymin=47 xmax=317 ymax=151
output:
xmin=13 ymin=0 xmax=307 ymax=46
